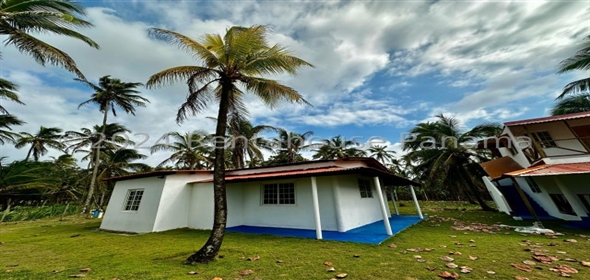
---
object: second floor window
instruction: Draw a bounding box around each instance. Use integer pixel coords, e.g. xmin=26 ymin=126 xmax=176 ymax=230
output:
xmin=531 ymin=131 xmax=556 ymax=148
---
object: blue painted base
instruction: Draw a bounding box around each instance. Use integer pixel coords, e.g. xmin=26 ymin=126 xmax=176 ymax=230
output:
xmin=226 ymin=215 xmax=424 ymax=244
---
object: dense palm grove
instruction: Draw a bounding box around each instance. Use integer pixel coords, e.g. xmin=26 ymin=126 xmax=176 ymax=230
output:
xmin=1 ymin=0 xmax=589 ymax=264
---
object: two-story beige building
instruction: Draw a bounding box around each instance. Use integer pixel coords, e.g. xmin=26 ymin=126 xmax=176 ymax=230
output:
xmin=479 ymin=111 xmax=590 ymax=227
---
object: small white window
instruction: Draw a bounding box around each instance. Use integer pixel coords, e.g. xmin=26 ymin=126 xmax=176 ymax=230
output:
xmin=358 ymin=179 xmax=373 ymax=198
xmin=262 ymin=183 xmax=295 ymax=205
xmin=124 ymin=189 xmax=144 ymax=211
xmin=531 ymin=131 xmax=556 ymax=148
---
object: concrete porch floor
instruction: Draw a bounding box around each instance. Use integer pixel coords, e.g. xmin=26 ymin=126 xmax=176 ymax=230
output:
xmin=226 ymin=215 xmax=423 ymax=244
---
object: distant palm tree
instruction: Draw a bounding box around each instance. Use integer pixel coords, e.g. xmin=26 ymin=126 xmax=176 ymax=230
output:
xmin=270 ymin=129 xmax=314 ymax=164
xmin=150 ymin=131 xmax=213 ymax=170
xmin=15 ymin=126 xmax=65 ymax=161
xmin=146 ymin=25 xmax=312 ymax=263
xmin=65 ymin=123 xmax=132 ymax=164
xmin=95 ymin=148 xmax=151 ymax=207
xmin=557 ymin=35 xmax=590 ymax=98
xmin=0 ymin=0 xmax=99 ymax=78
xmin=77 ymin=76 xmax=149 ymax=213
xmin=0 ymin=78 xmax=24 ymax=114
xmin=368 ymin=145 xmax=396 ymax=164
xmin=312 ymin=135 xmax=365 ymax=160
xmin=0 ymin=114 xmax=24 ymax=145
xmin=403 ymin=114 xmax=501 ymax=210
xmin=227 ymin=118 xmax=277 ymax=169
xmin=551 ymin=94 xmax=590 ymax=115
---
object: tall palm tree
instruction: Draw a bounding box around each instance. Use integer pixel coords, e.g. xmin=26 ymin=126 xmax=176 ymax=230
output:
xmin=0 ymin=78 xmax=24 ymax=114
xmin=150 ymin=131 xmax=213 ymax=170
xmin=270 ymin=129 xmax=314 ymax=164
xmin=557 ymin=35 xmax=590 ymax=98
xmin=146 ymin=25 xmax=312 ymax=263
xmin=312 ymin=135 xmax=365 ymax=160
xmin=15 ymin=126 xmax=65 ymax=161
xmin=0 ymin=0 xmax=99 ymax=79
xmin=77 ymin=76 xmax=149 ymax=213
xmin=551 ymin=94 xmax=590 ymax=115
xmin=368 ymin=145 xmax=396 ymax=165
xmin=0 ymin=114 xmax=24 ymax=144
xmin=403 ymin=114 xmax=501 ymax=210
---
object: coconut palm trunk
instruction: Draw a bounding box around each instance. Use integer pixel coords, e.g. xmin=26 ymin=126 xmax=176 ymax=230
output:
xmin=187 ymin=82 xmax=231 ymax=263
xmin=82 ymin=107 xmax=108 ymax=214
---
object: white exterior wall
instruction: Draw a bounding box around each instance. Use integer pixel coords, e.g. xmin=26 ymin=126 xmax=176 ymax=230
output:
xmin=238 ymin=177 xmax=338 ymax=231
xmin=554 ymin=174 xmax=590 ymax=217
xmin=335 ymin=175 xmax=383 ymax=231
xmin=524 ymin=176 xmax=582 ymax=221
xmin=187 ymin=183 xmax=214 ymax=229
xmin=482 ymin=176 xmax=512 ymax=215
xmin=100 ymin=177 xmax=165 ymax=233
xmin=152 ymin=174 xmax=207 ymax=232
xmin=226 ymin=184 xmax=244 ymax=227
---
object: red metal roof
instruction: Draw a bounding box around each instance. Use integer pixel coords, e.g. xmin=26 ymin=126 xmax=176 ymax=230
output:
xmin=505 ymin=162 xmax=590 ymax=177
xmin=103 ymin=170 xmax=211 ymax=182
xmin=504 ymin=111 xmax=590 ymax=127
xmin=191 ymin=166 xmax=419 ymax=186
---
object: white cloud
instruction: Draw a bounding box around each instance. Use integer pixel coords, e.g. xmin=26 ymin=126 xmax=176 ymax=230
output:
xmin=1 ymin=0 xmax=588 ymax=166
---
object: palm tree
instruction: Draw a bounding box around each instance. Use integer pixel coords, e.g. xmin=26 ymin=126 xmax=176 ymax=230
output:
xmin=77 ymin=76 xmax=149 ymax=213
xmin=269 ymin=129 xmax=313 ymax=164
xmin=150 ymin=131 xmax=213 ymax=169
xmin=312 ymin=135 xmax=365 ymax=160
xmin=15 ymin=126 xmax=65 ymax=161
xmin=95 ymin=148 xmax=150 ymax=207
xmin=368 ymin=145 xmax=396 ymax=165
xmin=146 ymin=25 xmax=312 ymax=263
xmin=557 ymin=35 xmax=590 ymax=98
xmin=551 ymin=94 xmax=590 ymax=115
xmin=0 ymin=114 xmax=24 ymax=144
xmin=65 ymin=123 xmax=131 ymax=159
xmin=0 ymin=78 xmax=24 ymax=114
xmin=403 ymin=114 xmax=501 ymax=210
xmin=227 ymin=118 xmax=277 ymax=169
xmin=0 ymin=0 xmax=99 ymax=78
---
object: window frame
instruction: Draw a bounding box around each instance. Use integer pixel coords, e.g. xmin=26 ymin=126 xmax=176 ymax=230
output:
xmin=531 ymin=131 xmax=556 ymax=148
xmin=577 ymin=194 xmax=590 ymax=215
xmin=525 ymin=177 xmax=542 ymax=193
xmin=549 ymin=193 xmax=576 ymax=215
xmin=123 ymin=188 xmax=144 ymax=212
xmin=261 ymin=182 xmax=296 ymax=205
xmin=358 ymin=178 xmax=373 ymax=198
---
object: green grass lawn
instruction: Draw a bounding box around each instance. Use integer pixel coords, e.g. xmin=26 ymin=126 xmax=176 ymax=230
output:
xmin=1 ymin=201 xmax=589 ymax=279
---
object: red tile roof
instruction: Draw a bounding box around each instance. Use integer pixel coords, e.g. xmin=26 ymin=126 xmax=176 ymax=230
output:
xmin=505 ymin=162 xmax=590 ymax=177
xmin=504 ymin=111 xmax=590 ymax=127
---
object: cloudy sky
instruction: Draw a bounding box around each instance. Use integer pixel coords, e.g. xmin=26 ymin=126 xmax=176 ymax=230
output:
xmin=1 ymin=0 xmax=588 ymax=166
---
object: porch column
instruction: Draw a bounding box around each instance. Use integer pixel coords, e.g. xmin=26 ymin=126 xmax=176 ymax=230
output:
xmin=382 ymin=187 xmax=391 ymax=218
xmin=410 ymin=185 xmax=424 ymax=219
xmin=310 ymin=176 xmax=322 ymax=239
xmin=374 ymin=177 xmax=393 ymax=236
xmin=389 ymin=187 xmax=399 ymax=215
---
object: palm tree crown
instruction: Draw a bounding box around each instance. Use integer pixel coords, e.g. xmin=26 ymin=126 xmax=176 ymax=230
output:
xmin=557 ymin=35 xmax=590 ymax=98
xmin=403 ymin=114 xmax=501 ymax=210
xmin=551 ymin=94 xmax=590 ymax=115
xmin=146 ymin=25 xmax=312 ymax=264
xmin=0 ymin=78 xmax=24 ymax=114
xmin=15 ymin=126 xmax=65 ymax=161
xmin=0 ymin=0 xmax=99 ymax=78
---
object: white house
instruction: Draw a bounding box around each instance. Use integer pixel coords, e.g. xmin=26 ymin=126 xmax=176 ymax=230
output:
xmin=99 ymin=157 xmax=421 ymax=239
xmin=478 ymin=111 xmax=590 ymax=228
